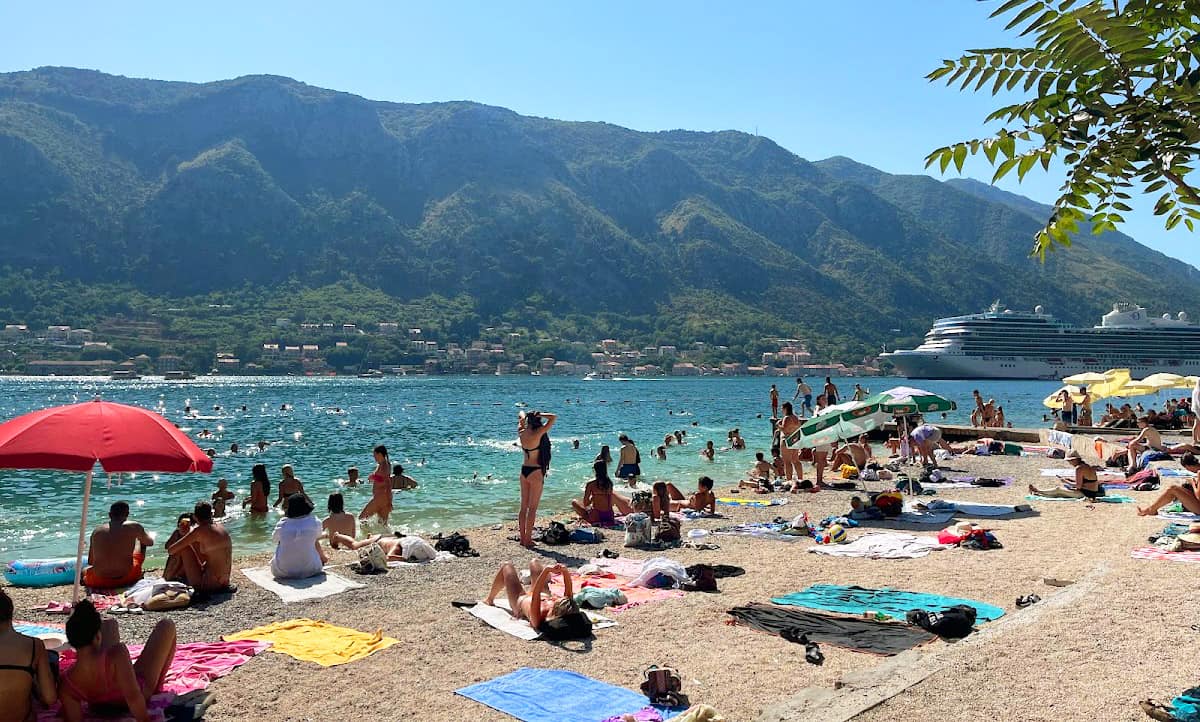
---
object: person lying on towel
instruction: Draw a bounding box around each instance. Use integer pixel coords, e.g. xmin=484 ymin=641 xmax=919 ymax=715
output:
xmin=82 ymin=502 xmax=152 ymax=589
xmin=483 ymin=560 xmax=579 ymax=631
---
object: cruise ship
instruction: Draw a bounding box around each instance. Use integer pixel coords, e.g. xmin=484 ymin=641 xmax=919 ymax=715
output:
xmin=882 ymin=303 xmax=1200 ymax=379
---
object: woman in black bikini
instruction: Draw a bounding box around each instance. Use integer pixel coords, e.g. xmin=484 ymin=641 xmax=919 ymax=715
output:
xmin=517 ymin=410 xmax=556 ymax=548
xmin=0 ymin=589 xmax=56 ymax=722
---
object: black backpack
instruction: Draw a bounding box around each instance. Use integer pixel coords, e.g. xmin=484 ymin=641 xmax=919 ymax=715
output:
xmin=907 ymin=604 xmax=977 ymax=638
xmin=539 ymin=521 xmax=570 ymax=546
xmin=433 ymin=531 xmax=479 ymax=557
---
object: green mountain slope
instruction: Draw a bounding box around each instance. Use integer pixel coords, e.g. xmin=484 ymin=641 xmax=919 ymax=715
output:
xmin=0 ymin=67 xmax=1197 ymax=362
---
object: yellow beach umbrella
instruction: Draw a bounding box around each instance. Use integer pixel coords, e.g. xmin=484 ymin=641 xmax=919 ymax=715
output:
xmin=1139 ymin=373 xmax=1186 ymax=390
xmin=1109 ymin=382 xmax=1157 ymax=398
xmin=1063 ymin=371 xmax=1112 ymax=385
xmin=1043 ymin=385 xmax=1084 ymax=409
xmin=1084 ymin=369 xmax=1132 ymax=400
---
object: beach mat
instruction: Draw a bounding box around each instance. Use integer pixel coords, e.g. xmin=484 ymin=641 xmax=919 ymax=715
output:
xmin=58 ymin=640 xmax=270 ymax=695
xmin=727 ymin=603 xmax=935 ymax=655
xmin=924 ymin=501 xmax=1033 ymax=517
xmin=240 ymin=567 xmax=364 ymax=603
xmin=887 ymin=510 xmax=957 ymax=525
xmin=456 ymin=667 xmax=679 ymax=722
xmin=1158 ymin=510 xmax=1200 ymax=522
xmin=717 ymin=497 xmax=788 ymax=507
xmin=466 ymin=599 xmax=617 ymax=641
xmin=1132 ymin=547 xmax=1200 ymax=563
xmin=772 ymin=584 xmax=1004 ymax=622
xmin=1025 ymin=494 xmax=1133 ymax=503
xmin=809 ymin=532 xmax=951 ymax=559
xmin=712 ymin=522 xmax=806 ymax=542
xmin=224 ymin=618 xmax=397 ymax=667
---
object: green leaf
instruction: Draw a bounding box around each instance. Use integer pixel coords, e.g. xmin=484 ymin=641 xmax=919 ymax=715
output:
xmin=953 ymin=145 xmax=968 ymax=172
xmin=1017 ymin=153 xmax=1038 ymax=179
xmin=993 ymin=157 xmax=1020 ymax=182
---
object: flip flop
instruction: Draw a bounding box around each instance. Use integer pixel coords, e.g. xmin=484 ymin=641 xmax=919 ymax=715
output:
xmin=449 ymin=599 xmax=477 ymax=609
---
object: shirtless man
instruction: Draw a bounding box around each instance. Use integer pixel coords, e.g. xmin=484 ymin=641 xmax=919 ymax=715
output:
xmin=274 ymin=464 xmax=307 ymax=507
xmin=165 ymin=501 xmax=233 ymax=595
xmin=770 ymin=384 xmax=779 ymax=417
xmin=823 ymin=377 xmax=839 ymax=405
xmin=653 ymin=477 xmax=717 ymax=515
xmin=775 ymin=403 xmax=805 ymax=486
xmin=970 ymin=390 xmax=987 ymax=427
xmin=739 ymin=452 xmax=776 ymax=493
xmin=322 ymin=492 xmax=357 ymax=549
xmin=831 ymin=438 xmax=871 ymax=469
xmin=82 ymin=502 xmax=153 ymax=589
xmin=793 ymin=378 xmax=814 ymax=416
xmin=1127 ymin=416 xmax=1166 ymax=473
xmin=390 ymin=464 xmax=419 ymax=491
xmin=345 ymin=467 xmax=361 ymax=487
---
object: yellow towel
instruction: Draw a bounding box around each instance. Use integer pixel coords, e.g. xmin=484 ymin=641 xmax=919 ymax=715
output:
xmin=224 ymin=618 xmax=398 ymax=667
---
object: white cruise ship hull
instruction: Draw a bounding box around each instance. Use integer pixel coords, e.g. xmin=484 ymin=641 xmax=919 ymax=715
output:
xmin=884 ymin=350 xmax=1200 ymax=380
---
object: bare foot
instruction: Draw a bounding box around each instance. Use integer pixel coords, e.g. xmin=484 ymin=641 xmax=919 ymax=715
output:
xmin=1136 ymin=506 xmax=1154 ymax=516
xmin=1028 ymin=484 xmax=1038 ymax=495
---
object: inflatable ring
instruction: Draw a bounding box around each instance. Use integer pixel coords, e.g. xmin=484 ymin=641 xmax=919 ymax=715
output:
xmin=4 ymin=558 xmax=77 ymax=587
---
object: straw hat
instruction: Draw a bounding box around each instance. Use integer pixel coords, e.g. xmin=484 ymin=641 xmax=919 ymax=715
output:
xmin=1066 ymin=450 xmax=1083 ymax=463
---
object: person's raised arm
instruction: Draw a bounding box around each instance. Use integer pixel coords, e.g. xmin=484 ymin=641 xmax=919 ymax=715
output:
xmin=537 ymin=412 xmax=557 ymax=435
xmin=528 ymin=567 xmax=555 ymax=629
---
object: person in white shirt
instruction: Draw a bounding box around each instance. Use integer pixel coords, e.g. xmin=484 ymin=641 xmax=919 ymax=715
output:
xmin=270 ymin=494 xmax=325 ymax=580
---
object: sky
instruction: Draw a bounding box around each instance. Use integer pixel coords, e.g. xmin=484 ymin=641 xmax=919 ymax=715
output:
xmin=3 ymin=1 xmax=1194 ymax=267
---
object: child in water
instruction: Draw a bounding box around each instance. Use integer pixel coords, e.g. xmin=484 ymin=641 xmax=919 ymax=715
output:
xmin=211 ymin=479 xmax=235 ymax=517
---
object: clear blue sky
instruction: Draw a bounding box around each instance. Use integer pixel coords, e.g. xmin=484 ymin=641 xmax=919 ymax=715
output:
xmin=3 ymin=1 xmax=1193 ymax=267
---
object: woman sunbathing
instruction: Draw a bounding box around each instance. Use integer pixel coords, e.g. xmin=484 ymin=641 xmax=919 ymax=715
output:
xmin=1028 ymin=450 xmax=1103 ymax=500
xmin=571 ymin=461 xmax=632 ymax=525
xmin=483 ymin=560 xmax=576 ymax=630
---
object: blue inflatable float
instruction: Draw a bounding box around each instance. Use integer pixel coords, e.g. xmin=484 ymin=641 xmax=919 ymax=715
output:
xmin=4 ymin=558 xmax=77 ymax=587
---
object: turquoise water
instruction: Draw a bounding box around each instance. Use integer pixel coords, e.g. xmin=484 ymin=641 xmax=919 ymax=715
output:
xmin=0 ymin=375 xmax=1168 ymax=562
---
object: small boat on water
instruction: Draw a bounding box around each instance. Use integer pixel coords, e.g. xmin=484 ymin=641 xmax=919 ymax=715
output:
xmin=163 ymin=371 xmax=195 ymax=380
xmin=358 ymin=369 xmax=384 ymax=378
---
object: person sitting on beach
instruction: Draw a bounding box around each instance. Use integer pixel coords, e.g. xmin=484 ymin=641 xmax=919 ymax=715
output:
xmin=390 ymin=464 xmax=419 ymax=491
xmin=345 ymin=467 xmax=361 ymax=487
xmin=162 ymin=513 xmax=194 ymax=582
xmin=483 ymin=560 xmax=577 ymax=631
xmin=0 ymin=588 xmax=56 ymax=722
xmin=271 ymin=493 xmax=326 ymax=580
xmin=1029 ymin=450 xmax=1104 ymax=500
xmin=166 ymin=501 xmax=233 ymax=595
xmin=274 ymin=464 xmax=307 ymax=508
xmin=211 ymin=479 xmax=234 ymax=518
xmin=653 ymin=477 xmax=716 ymax=516
xmin=1137 ymin=453 xmax=1200 ymax=516
xmin=831 ymin=436 xmax=871 ymax=470
xmin=322 ymin=492 xmax=357 ymax=549
xmin=1125 ymin=417 xmax=1169 ymax=474
xmin=571 ymin=460 xmax=633 ymax=525
xmin=83 ymin=502 xmax=153 ymax=590
xmin=701 ymin=440 xmax=715 ymax=461
xmin=59 ymin=601 xmax=176 ymax=722
xmin=242 ymin=463 xmax=270 ymax=514
xmin=740 ymin=452 xmax=776 ymax=493
xmin=616 ymin=434 xmax=642 ymax=482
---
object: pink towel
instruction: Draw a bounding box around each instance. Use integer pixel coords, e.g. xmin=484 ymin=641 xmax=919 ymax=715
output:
xmin=1132 ymin=547 xmax=1200 ymax=563
xmin=57 ymin=640 xmax=270 ymax=695
xmin=37 ymin=693 xmax=174 ymax=722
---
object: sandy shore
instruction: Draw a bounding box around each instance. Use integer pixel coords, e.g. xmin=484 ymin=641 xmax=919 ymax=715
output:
xmin=5 ymin=447 xmax=1196 ymax=721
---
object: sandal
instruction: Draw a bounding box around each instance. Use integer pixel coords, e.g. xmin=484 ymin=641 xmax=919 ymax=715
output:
xmin=1015 ymin=594 xmax=1041 ymax=608
xmin=1140 ymin=699 xmax=1176 ymax=722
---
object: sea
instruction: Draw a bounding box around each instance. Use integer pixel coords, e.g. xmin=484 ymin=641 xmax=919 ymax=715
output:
xmin=0 ymin=375 xmax=1171 ymax=563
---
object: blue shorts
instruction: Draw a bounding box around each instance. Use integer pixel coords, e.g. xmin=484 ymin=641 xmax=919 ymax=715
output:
xmin=617 ymin=463 xmax=641 ymax=479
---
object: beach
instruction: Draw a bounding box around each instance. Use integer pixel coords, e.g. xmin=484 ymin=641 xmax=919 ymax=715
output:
xmin=7 ymin=448 xmax=1195 ymax=721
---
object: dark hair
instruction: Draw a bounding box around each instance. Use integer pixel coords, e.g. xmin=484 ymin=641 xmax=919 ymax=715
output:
xmin=348 ymin=466 xmax=358 ymax=476
xmin=596 ymin=445 xmax=611 ymax=463
xmin=698 ymin=476 xmax=714 ymax=490
xmin=526 ymin=412 xmax=543 ymax=430
xmin=177 ymin=512 xmax=194 ymax=524
xmin=374 ymin=444 xmax=388 ymax=458
xmin=65 ymin=600 xmax=102 ymax=648
xmin=194 ymin=501 xmax=213 ymax=524
xmin=392 ymin=464 xmax=403 ymax=475
xmin=285 ymin=493 xmax=314 ymax=519
xmin=109 ymin=501 xmax=130 ymax=519
xmin=328 ymin=492 xmax=345 ymax=514
xmin=1183 ymin=453 xmax=1199 ymax=468
xmin=781 ymin=402 xmax=793 ymax=414
xmin=0 ymin=588 xmax=12 ymax=623
xmin=592 ymin=460 xmax=612 ymax=492
xmin=251 ymin=463 xmax=271 ymax=498
xmin=756 ymin=452 xmax=765 ymax=461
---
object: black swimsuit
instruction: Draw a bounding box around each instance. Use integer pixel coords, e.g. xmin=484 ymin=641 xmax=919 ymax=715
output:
xmin=0 ymin=639 xmax=37 ymax=677
xmin=521 ymin=446 xmax=542 ymax=480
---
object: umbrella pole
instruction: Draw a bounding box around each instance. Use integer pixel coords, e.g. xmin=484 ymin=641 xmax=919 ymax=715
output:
xmin=71 ymin=470 xmax=93 ymax=605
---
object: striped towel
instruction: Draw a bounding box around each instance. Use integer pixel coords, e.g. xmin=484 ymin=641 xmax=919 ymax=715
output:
xmin=1131 ymin=547 xmax=1200 ymax=563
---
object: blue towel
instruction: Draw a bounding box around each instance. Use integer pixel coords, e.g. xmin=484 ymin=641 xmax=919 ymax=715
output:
xmin=1173 ymin=686 xmax=1200 ymax=722
xmin=456 ymin=668 xmax=678 ymax=722
xmin=772 ymin=584 xmax=1005 ymax=622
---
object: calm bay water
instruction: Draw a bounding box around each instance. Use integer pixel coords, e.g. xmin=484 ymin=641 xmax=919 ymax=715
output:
xmin=0 ymin=375 xmax=1164 ymax=562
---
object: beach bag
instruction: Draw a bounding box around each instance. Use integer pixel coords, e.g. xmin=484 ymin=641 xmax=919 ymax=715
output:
xmin=631 ymin=490 xmax=653 ymax=514
xmin=355 ymin=543 xmax=389 ymax=574
xmin=641 ymin=666 xmax=688 ymax=708
xmin=624 ymin=513 xmax=652 ymax=547
xmin=540 ymin=521 xmax=571 ymax=546
xmin=906 ymin=604 xmax=976 ymax=638
xmin=538 ymin=610 xmax=593 ymax=641
xmin=681 ymin=564 xmax=718 ymax=592
xmin=1045 ymin=448 xmax=1066 ymax=459
xmin=961 ymin=529 xmax=1002 ymax=550
xmin=141 ymin=581 xmax=192 ymax=611
xmin=656 ymin=517 xmax=681 ymax=543
xmin=434 ymin=532 xmax=478 ymax=557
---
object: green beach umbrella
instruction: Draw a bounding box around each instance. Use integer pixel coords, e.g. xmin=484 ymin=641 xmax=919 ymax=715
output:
xmin=784 ymin=386 xmax=956 ymax=449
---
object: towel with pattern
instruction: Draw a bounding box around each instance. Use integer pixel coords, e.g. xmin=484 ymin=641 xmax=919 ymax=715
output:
xmin=808 ymin=532 xmax=951 ymax=559
xmin=1132 ymin=547 xmax=1200 ymax=563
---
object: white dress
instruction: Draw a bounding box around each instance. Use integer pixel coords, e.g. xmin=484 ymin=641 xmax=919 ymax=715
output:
xmin=270 ymin=513 xmax=323 ymax=579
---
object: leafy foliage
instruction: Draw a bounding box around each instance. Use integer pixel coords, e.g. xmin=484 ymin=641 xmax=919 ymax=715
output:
xmin=926 ymin=0 xmax=1200 ymax=256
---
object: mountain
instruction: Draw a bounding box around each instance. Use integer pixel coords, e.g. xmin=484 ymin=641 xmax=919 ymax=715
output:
xmin=0 ymin=66 xmax=1197 ymax=362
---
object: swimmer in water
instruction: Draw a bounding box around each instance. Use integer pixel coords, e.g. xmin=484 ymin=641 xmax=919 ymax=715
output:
xmin=345 ymin=467 xmax=361 ymax=486
xmin=211 ymin=479 xmax=235 ymax=518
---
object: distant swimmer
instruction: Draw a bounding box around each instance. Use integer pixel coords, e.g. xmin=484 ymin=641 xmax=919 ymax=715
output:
xmin=572 ymin=439 xmax=580 ymax=450
xmin=701 ymin=441 xmax=715 ymax=461
xmin=673 ymin=430 xmax=684 ymax=445
xmin=390 ymin=464 xmax=419 ymax=490
xmin=345 ymin=467 xmax=361 ymax=486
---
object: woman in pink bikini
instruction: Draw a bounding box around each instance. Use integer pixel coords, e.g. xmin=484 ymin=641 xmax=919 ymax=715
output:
xmin=358 ymin=445 xmax=393 ymax=523
xmin=517 ymin=410 xmax=556 ymax=547
xmin=59 ymin=600 xmax=176 ymax=722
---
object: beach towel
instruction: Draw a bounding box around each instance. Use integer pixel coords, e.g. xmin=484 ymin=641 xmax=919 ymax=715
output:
xmin=711 ymin=522 xmax=805 ymax=542
xmin=1169 ymin=686 xmax=1200 ymax=722
xmin=880 ymin=510 xmax=957 ymax=526
xmin=551 ymin=572 xmax=684 ymax=612
xmin=466 ymin=599 xmax=617 ymax=641
xmin=716 ymin=497 xmax=788 ymax=507
xmin=224 ymin=619 xmax=397 ymax=667
xmin=726 ymin=603 xmax=935 ymax=655
xmin=239 ymin=566 xmax=364 ymax=603
xmin=58 ymin=640 xmax=270 ymax=695
xmin=921 ymin=500 xmax=1033 ymax=517
xmin=1040 ymin=468 xmax=1127 ymax=481
xmin=1131 ymin=547 xmax=1200 ymax=563
xmin=1154 ymin=466 xmax=1196 ymax=478
xmin=808 ymin=532 xmax=951 ymax=559
xmin=35 ymin=694 xmax=174 ymax=722
xmin=1159 ymin=510 xmax=1200 ymax=522
xmin=456 ymin=668 xmax=680 ymax=722
xmin=1024 ymin=494 xmax=1133 ymax=503
xmin=771 ymin=584 xmax=1005 ymax=622
xmin=14 ymin=621 xmax=63 ymax=637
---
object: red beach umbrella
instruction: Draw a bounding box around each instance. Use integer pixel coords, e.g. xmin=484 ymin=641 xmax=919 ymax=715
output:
xmin=0 ymin=399 xmax=212 ymax=601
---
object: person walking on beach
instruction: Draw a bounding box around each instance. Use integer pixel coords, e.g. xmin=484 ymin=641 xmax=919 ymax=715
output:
xmin=770 ymin=384 xmax=779 ymax=417
xmin=793 ymin=378 xmax=813 ymax=416
xmin=517 ymin=410 xmax=556 ymax=548
xmin=775 ymin=402 xmax=805 ymax=486
xmin=823 ymin=377 xmax=839 ymax=405
xmin=359 ymin=445 xmax=394 ymax=524
xmin=616 ymin=434 xmax=641 ymax=483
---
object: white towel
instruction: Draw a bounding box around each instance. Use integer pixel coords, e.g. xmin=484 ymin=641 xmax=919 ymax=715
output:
xmin=467 ymin=598 xmax=616 ymax=641
xmin=239 ymin=566 xmax=364 ymax=603
xmin=809 ymin=532 xmax=951 ymax=559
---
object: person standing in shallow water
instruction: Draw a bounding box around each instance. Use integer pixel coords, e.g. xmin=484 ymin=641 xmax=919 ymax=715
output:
xmin=359 ymin=445 xmax=393 ymax=524
xmin=517 ymin=410 xmax=556 ymax=548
